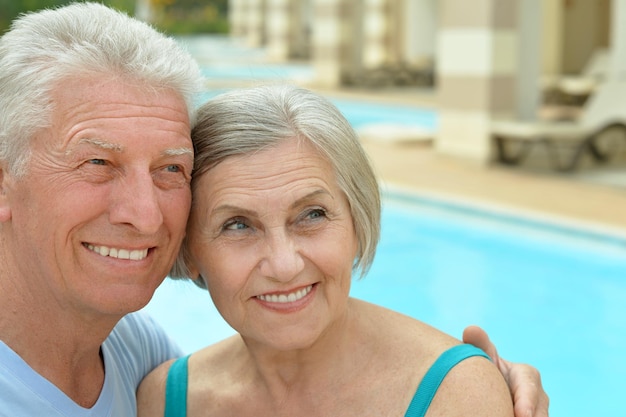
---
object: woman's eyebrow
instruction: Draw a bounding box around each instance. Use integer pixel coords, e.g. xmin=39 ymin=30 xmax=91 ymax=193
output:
xmin=290 ymin=189 xmax=333 ymax=209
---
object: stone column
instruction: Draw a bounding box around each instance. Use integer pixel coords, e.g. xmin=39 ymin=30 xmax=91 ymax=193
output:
xmin=229 ymin=0 xmax=247 ymax=38
xmin=266 ymin=0 xmax=312 ymax=61
xmin=246 ymin=0 xmax=266 ymax=47
xmin=266 ymin=0 xmax=291 ymax=60
xmin=435 ymin=0 xmax=519 ymax=162
xmin=311 ymin=0 xmax=357 ymax=87
xmin=362 ymin=0 xmax=389 ymax=69
xmin=401 ymin=0 xmax=437 ymax=65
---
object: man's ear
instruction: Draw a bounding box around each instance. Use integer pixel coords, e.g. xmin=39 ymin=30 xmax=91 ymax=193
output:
xmin=0 ymin=166 xmax=13 ymax=222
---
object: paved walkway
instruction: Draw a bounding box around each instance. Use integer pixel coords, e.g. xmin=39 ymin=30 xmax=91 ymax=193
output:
xmin=362 ymin=139 xmax=626 ymax=232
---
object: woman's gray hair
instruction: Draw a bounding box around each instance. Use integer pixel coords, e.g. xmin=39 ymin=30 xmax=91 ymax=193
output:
xmin=171 ymin=84 xmax=381 ymax=285
xmin=0 ymin=2 xmax=203 ymax=177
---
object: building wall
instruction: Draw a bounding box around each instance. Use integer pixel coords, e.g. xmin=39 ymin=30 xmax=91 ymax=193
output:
xmin=562 ymin=0 xmax=610 ymax=74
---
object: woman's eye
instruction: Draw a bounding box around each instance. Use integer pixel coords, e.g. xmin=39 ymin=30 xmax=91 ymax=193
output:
xmin=223 ymin=218 xmax=249 ymax=231
xmin=305 ymin=208 xmax=327 ymax=220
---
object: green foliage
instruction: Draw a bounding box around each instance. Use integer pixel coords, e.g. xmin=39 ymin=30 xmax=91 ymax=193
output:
xmin=150 ymin=0 xmax=229 ymax=34
xmin=0 ymin=0 xmax=228 ymax=35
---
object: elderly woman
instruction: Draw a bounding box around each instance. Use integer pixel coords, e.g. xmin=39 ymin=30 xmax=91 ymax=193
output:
xmin=137 ymin=85 xmax=535 ymax=417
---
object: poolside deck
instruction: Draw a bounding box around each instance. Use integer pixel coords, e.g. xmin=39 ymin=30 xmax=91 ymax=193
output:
xmin=319 ymin=86 xmax=626 ymax=234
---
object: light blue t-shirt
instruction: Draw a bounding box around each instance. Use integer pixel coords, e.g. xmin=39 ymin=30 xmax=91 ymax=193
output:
xmin=0 ymin=312 xmax=182 ymax=416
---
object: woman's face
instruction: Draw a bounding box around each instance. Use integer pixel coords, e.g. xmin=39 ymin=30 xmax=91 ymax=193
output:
xmin=187 ymin=139 xmax=358 ymax=350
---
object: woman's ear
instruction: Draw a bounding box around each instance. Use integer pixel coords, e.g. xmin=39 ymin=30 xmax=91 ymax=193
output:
xmin=184 ymin=257 xmax=207 ymax=289
xmin=193 ymin=274 xmax=207 ymax=290
xmin=0 ymin=166 xmax=13 ymax=223
xmin=181 ymin=250 xmax=200 ymax=279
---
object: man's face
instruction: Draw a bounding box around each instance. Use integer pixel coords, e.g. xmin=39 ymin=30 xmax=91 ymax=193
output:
xmin=1 ymin=76 xmax=194 ymax=318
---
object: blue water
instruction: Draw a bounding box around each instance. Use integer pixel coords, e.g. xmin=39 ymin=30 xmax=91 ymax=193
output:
xmin=142 ymin=191 xmax=626 ymax=417
xmin=196 ymin=89 xmax=437 ymax=131
xmin=201 ymin=63 xmax=315 ymax=81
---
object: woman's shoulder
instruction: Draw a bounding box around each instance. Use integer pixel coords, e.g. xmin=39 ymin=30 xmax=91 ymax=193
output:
xmin=186 ymin=336 xmax=249 ymax=408
xmin=138 ymin=336 xmax=244 ymax=416
xmin=352 ymin=300 xmax=514 ymax=415
xmin=136 ymin=357 xmax=178 ymax=417
xmin=192 ymin=333 xmax=243 ymax=369
xmin=422 ymin=351 xmax=515 ymax=416
xmin=351 ymin=298 xmax=459 ymax=351
xmin=350 ymin=298 xmax=460 ymax=385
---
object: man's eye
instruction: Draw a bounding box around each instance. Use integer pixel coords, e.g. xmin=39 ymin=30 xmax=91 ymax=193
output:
xmin=88 ymin=159 xmax=106 ymax=165
xmin=166 ymin=164 xmax=182 ymax=173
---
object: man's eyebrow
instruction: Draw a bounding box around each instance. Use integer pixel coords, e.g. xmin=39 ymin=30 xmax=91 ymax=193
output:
xmin=163 ymin=147 xmax=193 ymax=157
xmin=72 ymin=139 xmax=192 ymax=157
xmin=76 ymin=138 xmax=123 ymax=152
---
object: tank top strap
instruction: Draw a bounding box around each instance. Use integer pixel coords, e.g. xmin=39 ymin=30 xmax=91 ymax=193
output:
xmin=404 ymin=344 xmax=491 ymax=417
xmin=164 ymin=354 xmax=191 ymax=417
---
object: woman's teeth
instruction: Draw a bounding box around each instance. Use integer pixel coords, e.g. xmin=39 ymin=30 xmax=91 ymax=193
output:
xmin=257 ymin=285 xmax=313 ymax=303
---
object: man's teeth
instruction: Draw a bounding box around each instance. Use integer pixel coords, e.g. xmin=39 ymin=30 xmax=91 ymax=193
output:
xmin=257 ymin=285 xmax=313 ymax=303
xmin=86 ymin=244 xmax=148 ymax=260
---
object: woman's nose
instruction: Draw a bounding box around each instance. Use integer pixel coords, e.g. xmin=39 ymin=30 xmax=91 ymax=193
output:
xmin=258 ymin=230 xmax=305 ymax=282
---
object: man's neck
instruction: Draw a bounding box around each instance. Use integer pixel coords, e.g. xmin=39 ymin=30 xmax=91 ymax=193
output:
xmin=0 ymin=282 xmax=119 ymax=407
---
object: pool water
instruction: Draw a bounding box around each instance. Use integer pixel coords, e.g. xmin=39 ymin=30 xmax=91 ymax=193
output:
xmin=332 ymin=98 xmax=437 ymax=130
xmin=196 ymin=89 xmax=437 ymax=131
xmin=141 ymin=190 xmax=626 ymax=417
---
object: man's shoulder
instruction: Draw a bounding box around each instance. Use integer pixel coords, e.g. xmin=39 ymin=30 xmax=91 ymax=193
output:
xmin=102 ymin=312 xmax=183 ymax=393
xmin=112 ymin=311 xmax=159 ymax=337
xmin=106 ymin=311 xmax=179 ymax=354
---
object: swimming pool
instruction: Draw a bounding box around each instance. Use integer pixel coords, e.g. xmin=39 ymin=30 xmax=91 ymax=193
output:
xmin=141 ymin=188 xmax=626 ymax=417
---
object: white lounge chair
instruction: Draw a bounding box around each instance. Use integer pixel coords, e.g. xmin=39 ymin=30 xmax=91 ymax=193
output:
xmin=491 ymin=81 xmax=626 ymax=172
xmin=542 ymin=48 xmax=609 ymax=103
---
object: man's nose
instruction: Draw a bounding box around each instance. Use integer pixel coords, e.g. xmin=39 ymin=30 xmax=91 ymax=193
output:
xmin=109 ymin=170 xmax=163 ymax=234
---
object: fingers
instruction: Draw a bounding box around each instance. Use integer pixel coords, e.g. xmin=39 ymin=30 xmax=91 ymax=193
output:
xmin=462 ymin=325 xmax=502 ymax=365
xmin=509 ymin=364 xmax=550 ymax=417
xmin=537 ymin=387 xmax=550 ymax=417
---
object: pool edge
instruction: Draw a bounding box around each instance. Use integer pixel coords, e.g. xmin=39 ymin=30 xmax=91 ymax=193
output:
xmin=381 ymin=181 xmax=626 ymax=247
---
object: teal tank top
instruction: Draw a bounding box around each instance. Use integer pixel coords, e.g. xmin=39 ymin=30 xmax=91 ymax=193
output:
xmin=164 ymin=344 xmax=490 ymax=417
